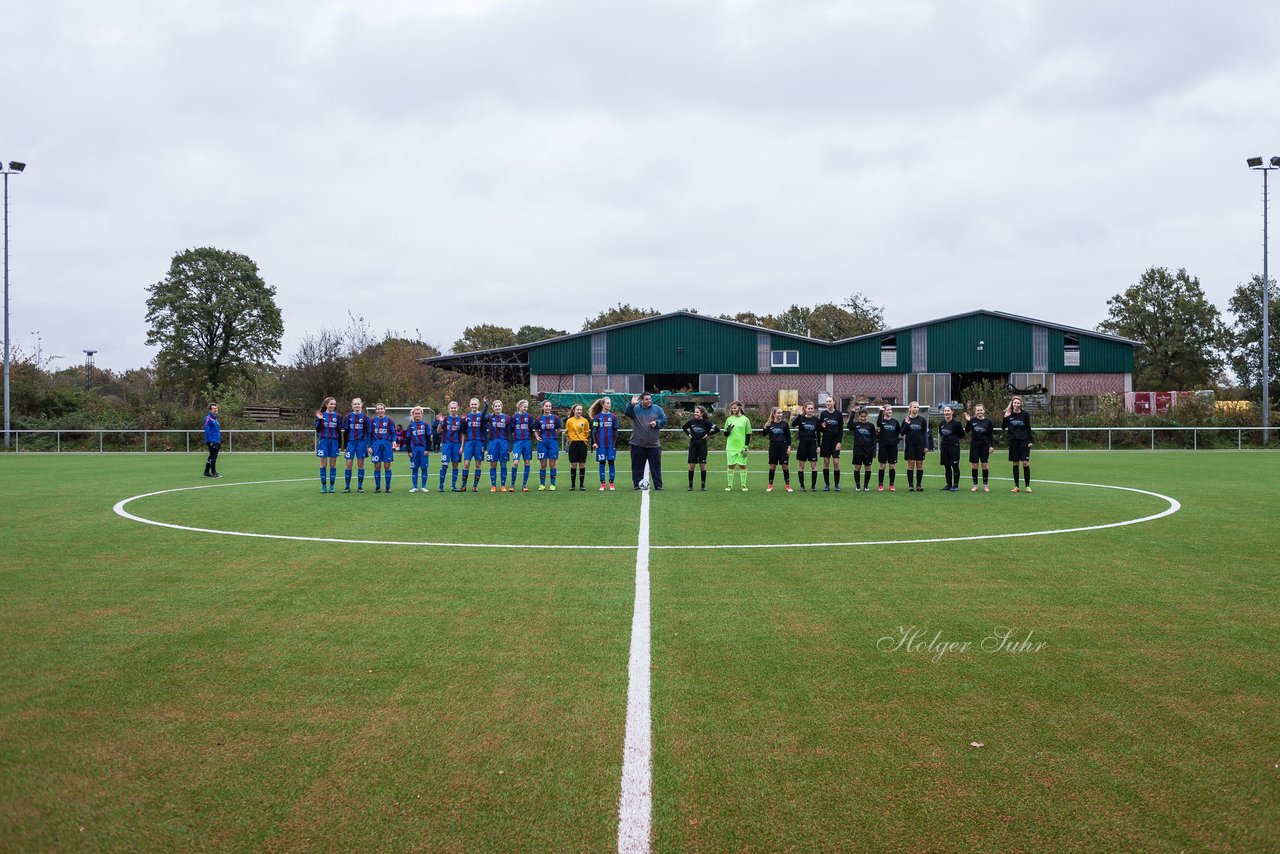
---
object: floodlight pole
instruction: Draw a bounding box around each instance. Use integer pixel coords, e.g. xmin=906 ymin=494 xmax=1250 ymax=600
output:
xmin=1266 ymin=167 xmax=1271 ymax=446
xmin=1249 ymin=158 xmax=1276 ymax=444
xmin=84 ymin=349 xmax=97 ymax=390
xmin=3 ymin=168 xmax=15 ymax=449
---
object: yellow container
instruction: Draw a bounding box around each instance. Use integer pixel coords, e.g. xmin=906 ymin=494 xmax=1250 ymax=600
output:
xmin=778 ymin=390 xmax=798 ymax=410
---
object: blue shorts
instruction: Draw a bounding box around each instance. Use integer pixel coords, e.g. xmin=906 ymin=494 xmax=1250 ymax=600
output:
xmin=316 ymin=438 xmax=340 ymax=459
xmin=410 ymin=448 xmax=430 ymax=471
xmin=440 ymin=442 xmax=461 ymax=464
xmin=345 ymin=441 xmax=369 ymax=461
xmin=463 ymin=439 xmax=486 ymax=462
xmin=595 ymin=446 xmax=616 ymax=462
xmin=486 ymin=439 xmax=509 ymax=462
xmin=537 ymin=439 xmax=560 ymax=461
xmin=511 ymin=439 xmax=533 ymax=461
xmin=371 ymin=440 xmax=394 ymax=463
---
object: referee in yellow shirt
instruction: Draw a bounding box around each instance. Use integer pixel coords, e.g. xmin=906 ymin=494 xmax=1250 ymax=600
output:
xmin=565 ymin=403 xmax=592 ymax=491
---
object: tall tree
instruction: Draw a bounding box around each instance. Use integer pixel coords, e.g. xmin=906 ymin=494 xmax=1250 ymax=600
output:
xmin=718 ymin=311 xmax=776 ymax=328
xmin=582 ymin=303 xmax=660 ymax=331
xmin=287 ymin=327 xmax=349 ymax=407
xmin=772 ymin=305 xmax=813 ymax=336
xmin=515 ymin=324 xmax=567 ymax=344
xmin=841 ymin=291 xmax=887 ymax=335
xmin=807 ymin=300 xmax=886 ymax=340
xmin=350 ymin=337 xmax=444 ymax=406
xmin=1227 ymin=273 xmax=1280 ymax=401
xmin=1098 ymin=266 xmax=1227 ymax=390
xmin=452 ymin=324 xmax=518 ymax=353
xmin=145 ymin=247 xmax=284 ymax=397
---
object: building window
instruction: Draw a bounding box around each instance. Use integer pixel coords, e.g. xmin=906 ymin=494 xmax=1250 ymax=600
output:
xmin=575 ymin=374 xmax=643 ymax=393
xmin=905 ymin=373 xmax=951 ymax=409
xmin=757 ymin=332 xmax=771 ymax=372
xmin=1032 ymin=326 xmax=1048 ymax=372
xmin=880 ymin=334 xmax=897 ymax=368
xmin=1010 ymin=373 xmax=1051 ymax=394
xmin=771 ymin=350 xmax=800 ymax=368
xmin=911 ymin=329 xmax=928 ymax=373
xmin=591 ymin=333 xmax=607 ymax=373
xmin=606 ymin=374 xmax=643 ymax=394
xmin=698 ymin=374 xmax=736 ymax=404
xmin=1063 ymin=333 xmax=1081 ymax=367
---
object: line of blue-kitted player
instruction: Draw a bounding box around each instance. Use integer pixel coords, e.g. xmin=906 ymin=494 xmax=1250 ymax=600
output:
xmin=307 ymin=393 xmax=1037 ymax=495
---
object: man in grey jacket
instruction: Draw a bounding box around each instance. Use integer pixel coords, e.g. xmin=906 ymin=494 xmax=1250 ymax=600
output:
xmin=624 ymin=392 xmax=667 ymax=490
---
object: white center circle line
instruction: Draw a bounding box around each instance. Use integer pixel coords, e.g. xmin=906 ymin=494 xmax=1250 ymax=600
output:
xmin=112 ymin=476 xmax=1180 ymax=550
xmin=112 ymin=479 xmax=633 ymax=549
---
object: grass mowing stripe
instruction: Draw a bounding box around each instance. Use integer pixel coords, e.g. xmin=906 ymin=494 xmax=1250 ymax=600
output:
xmin=617 ymin=468 xmax=653 ymax=854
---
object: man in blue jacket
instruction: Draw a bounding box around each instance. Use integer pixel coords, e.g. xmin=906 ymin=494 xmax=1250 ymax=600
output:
xmin=203 ymin=402 xmax=222 ymax=478
xmin=624 ymin=392 xmax=667 ymax=490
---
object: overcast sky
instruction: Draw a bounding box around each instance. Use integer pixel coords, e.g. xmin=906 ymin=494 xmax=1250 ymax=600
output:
xmin=4 ymin=0 xmax=1279 ymax=371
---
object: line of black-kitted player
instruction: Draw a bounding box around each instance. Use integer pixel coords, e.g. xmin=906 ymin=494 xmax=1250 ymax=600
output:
xmin=740 ymin=398 xmax=1036 ymax=495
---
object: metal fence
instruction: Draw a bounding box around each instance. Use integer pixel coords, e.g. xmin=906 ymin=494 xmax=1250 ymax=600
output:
xmin=1 ymin=429 xmax=317 ymax=453
xmin=1037 ymin=426 xmax=1276 ymax=450
xmin=0 ymin=426 xmax=1276 ymax=452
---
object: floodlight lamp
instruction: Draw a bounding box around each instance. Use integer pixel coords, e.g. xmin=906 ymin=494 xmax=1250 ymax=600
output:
xmin=1272 ymin=156 xmax=1280 ymax=168
xmin=6 ymin=161 xmax=24 ymax=173
xmin=1247 ymin=157 xmax=1264 ymax=168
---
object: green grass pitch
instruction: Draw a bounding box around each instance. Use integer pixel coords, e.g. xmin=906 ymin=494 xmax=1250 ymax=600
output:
xmin=1 ymin=451 xmax=1276 ymax=851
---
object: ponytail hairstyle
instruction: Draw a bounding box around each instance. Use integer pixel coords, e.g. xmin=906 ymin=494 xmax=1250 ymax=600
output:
xmin=589 ymin=397 xmax=607 ymax=420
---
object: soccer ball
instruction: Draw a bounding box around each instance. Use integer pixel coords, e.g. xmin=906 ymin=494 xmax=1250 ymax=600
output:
xmin=638 ymin=478 xmax=650 ymax=490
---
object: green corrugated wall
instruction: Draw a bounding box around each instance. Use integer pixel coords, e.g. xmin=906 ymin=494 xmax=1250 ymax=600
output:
xmin=926 ymin=314 xmax=1032 ymax=373
xmin=529 ymin=336 xmax=591 ymax=375
xmin=1048 ymin=329 xmax=1134 ymax=373
xmin=606 ymin=315 xmax=757 ymax=374
xmin=527 ymin=314 xmax=1132 ymax=378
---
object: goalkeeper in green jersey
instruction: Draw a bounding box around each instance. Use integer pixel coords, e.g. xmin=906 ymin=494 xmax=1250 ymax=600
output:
xmin=723 ymin=401 xmax=752 ymax=492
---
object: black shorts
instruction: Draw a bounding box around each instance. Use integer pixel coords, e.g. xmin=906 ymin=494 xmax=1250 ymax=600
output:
xmin=903 ymin=442 xmax=927 ymax=462
xmin=1008 ymin=439 xmax=1031 ymax=462
xmin=939 ymin=445 xmax=961 ymax=466
xmin=687 ymin=441 xmax=708 ymax=465
xmin=795 ymin=440 xmax=818 ymax=462
xmin=819 ymin=436 xmax=841 ymax=458
xmin=768 ymin=444 xmax=791 ymax=466
xmin=877 ymin=444 xmax=899 ymax=465
xmin=852 ymin=445 xmax=874 ymax=466
xmin=568 ymin=441 xmax=588 ymax=463
xmin=969 ymin=444 xmax=991 ymax=464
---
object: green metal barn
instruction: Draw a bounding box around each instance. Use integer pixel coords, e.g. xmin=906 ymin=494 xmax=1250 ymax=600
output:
xmin=425 ymin=310 xmax=1136 ymax=410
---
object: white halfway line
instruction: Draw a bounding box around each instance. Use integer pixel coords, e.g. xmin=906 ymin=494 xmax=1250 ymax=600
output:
xmin=617 ymin=464 xmax=653 ymax=854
